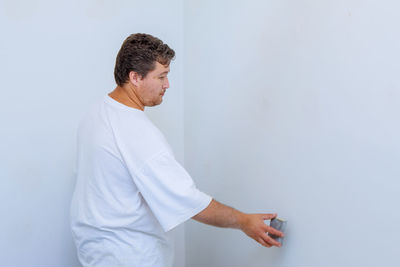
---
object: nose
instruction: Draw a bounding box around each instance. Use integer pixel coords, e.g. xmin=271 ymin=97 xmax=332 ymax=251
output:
xmin=163 ymin=77 xmax=170 ymax=89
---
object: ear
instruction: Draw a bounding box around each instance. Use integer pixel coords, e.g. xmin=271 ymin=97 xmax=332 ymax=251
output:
xmin=128 ymin=71 xmax=143 ymax=87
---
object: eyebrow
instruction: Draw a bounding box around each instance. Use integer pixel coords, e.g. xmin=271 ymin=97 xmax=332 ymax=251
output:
xmin=159 ymin=70 xmax=170 ymax=75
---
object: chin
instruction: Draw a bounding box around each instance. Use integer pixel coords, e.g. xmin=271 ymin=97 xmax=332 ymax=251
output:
xmin=148 ymin=99 xmax=163 ymax=107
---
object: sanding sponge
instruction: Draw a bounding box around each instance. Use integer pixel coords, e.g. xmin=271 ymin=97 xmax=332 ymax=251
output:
xmin=268 ymin=217 xmax=287 ymax=245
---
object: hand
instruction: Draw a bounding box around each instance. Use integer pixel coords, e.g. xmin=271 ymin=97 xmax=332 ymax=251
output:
xmin=238 ymin=213 xmax=284 ymax=248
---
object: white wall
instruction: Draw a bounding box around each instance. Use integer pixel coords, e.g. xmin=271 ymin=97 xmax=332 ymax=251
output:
xmin=3 ymin=1 xmax=400 ymax=266
xmin=0 ymin=1 xmax=185 ymax=266
xmin=184 ymin=0 xmax=400 ymax=266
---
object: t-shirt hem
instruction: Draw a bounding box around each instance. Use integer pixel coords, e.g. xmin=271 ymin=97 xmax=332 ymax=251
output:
xmin=163 ymin=195 xmax=213 ymax=232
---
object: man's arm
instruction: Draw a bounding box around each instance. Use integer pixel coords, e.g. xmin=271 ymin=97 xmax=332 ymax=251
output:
xmin=192 ymin=199 xmax=284 ymax=248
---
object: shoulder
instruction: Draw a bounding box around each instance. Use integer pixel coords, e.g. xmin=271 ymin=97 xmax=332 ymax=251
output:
xmin=104 ymin=107 xmax=172 ymax=161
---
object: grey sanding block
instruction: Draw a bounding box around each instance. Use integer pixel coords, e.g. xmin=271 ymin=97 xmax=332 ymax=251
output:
xmin=268 ymin=217 xmax=287 ymax=245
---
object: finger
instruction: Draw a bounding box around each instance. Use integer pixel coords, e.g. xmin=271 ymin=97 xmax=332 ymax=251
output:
xmin=266 ymin=225 xmax=285 ymax=237
xmin=262 ymin=233 xmax=281 ymax=247
xmin=261 ymin=223 xmax=284 ymax=237
xmin=257 ymin=237 xmax=272 ymax=248
xmin=262 ymin=213 xmax=277 ymax=220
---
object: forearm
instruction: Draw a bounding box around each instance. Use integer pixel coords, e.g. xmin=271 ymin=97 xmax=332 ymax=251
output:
xmin=192 ymin=198 xmax=284 ymax=248
xmin=192 ymin=199 xmax=245 ymax=229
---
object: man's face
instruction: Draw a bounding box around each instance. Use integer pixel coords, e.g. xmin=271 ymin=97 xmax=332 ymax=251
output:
xmin=135 ymin=62 xmax=170 ymax=107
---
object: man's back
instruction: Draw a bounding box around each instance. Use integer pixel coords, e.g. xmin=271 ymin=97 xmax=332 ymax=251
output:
xmin=70 ymin=95 xmax=211 ymax=266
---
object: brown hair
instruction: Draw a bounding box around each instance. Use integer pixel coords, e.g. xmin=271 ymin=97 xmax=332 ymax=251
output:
xmin=114 ymin=33 xmax=175 ymax=86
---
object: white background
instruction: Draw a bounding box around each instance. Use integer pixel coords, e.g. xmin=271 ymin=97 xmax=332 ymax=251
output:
xmin=1 ymin=1 xmax=399 ymax=267
xmin=0 ymin=0 xmax=185 ymax=266
xmin=184 ymin=1 xmax=400 ymax=267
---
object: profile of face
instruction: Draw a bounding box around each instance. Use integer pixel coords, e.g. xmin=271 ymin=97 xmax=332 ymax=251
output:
xmin=130 ymin=62 xmax=170 ymax=107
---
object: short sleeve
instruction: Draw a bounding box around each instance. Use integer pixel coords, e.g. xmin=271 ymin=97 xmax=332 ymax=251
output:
xmin=132 ymin=150 xmax=212 ymax=232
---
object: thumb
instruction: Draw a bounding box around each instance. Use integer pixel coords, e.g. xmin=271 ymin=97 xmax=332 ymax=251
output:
xmin=262 ymin=213 xmax=277 ymax=220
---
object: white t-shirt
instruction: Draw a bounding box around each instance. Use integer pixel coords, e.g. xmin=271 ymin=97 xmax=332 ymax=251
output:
xmin=70 ymin=95 xmax=212 ymax=267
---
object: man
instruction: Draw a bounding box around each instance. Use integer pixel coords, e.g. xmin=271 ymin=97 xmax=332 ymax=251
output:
xmin=70 ymin=33 xmax=284 ymax=267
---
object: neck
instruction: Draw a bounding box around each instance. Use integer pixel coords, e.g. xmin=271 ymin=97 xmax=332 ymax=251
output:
xmin=108 ymin=85 xmax=144 ymax=111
